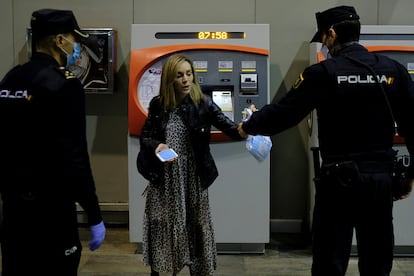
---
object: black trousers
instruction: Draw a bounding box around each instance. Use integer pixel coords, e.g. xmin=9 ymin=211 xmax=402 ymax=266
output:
xmin=311 ymin=164 xmax=394 ymax=276
xmin=0 ymin=199 xmax=82 ymax=276
xmin=1 ymin=236 xmax=82 ymax=276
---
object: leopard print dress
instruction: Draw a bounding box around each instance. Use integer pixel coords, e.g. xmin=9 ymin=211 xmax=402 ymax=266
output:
xmin=142 ymin=109 xmax=217 ymax=275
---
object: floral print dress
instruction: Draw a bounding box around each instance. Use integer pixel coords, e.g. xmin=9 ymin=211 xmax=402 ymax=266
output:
xmin=142 ymin=109 xmax=217 ymax=275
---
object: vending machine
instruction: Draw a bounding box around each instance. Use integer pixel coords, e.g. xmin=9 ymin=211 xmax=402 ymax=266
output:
xmin=128 ymin=24 xmax=270 ymax=253
xmin=309 ymin=25 xmax=414 ymax=255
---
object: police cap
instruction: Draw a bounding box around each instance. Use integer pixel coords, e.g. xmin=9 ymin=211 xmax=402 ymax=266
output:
xmin=311 ymin=5 xmax=360 ymax=43
xmin=30 ymin=9 xmax=89 ymax=41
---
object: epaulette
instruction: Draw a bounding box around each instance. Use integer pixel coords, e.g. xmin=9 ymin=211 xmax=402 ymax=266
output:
xmin=62 ymin=68 xmax=77 ymax=80
xmin=292 ymin=72 xmax=305 ymax=89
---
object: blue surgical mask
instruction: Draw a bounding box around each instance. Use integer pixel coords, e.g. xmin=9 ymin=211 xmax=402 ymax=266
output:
xmin=67 ymin=42 xmax=81 ymax=66
xmin=60 ymin=36 xmax=82 ymax=66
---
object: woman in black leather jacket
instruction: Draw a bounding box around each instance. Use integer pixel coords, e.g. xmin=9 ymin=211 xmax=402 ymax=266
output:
xmin=139 ymin=54 xmax=243 ymax=276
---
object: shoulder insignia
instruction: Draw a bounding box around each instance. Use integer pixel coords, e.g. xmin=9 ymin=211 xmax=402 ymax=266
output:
xmin=293 ymin=73 xmax=304 ymax=89
xmin=64 ymin=70 xmax=77 ymax=80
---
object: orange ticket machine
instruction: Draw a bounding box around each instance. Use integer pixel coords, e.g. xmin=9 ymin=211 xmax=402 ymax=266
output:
xmin=128 ymin=24 xmax=270 ymax=253
xmin=309 ymin=25 xmax=414 ymax=254
xmin=128 ymin=44 xmax=269 ymax=141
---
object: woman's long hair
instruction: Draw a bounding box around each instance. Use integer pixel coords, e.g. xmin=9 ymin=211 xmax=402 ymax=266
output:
xmin=160 ymin=54 xmax=204 ymax=111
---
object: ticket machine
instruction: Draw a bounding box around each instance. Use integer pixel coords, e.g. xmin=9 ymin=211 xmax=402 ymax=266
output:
xmin=309 ymin=25 xmax=414 ymax=255
xmin=128 ymin=24 xmax=270 ymax=253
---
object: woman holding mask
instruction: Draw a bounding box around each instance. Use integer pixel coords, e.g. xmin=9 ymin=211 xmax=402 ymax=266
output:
xmin=139 ymin=54 xmax=243 ymax=275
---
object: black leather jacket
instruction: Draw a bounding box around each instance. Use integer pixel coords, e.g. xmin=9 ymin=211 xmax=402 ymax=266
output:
xmin=140 ymin=94 xmax=243 ymax=189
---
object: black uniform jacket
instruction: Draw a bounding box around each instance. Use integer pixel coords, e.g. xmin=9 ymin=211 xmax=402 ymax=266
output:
xmin=243 ymin=44 xmax=414 ymax=177
xmin=0 ymin=53 xmax=102 ymax=246
xmin=140 ymin=94 xmax=243 ymax=189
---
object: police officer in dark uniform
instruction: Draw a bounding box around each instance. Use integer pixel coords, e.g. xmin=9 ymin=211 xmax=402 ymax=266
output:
xmin=0 ymin=9 xmax=106 ymax=275
xmin=238 ymin=5 xmax=414 ymax=276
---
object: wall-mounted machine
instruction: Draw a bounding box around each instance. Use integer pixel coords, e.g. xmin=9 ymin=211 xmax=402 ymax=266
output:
xmin=128 ymin=24 xmax=270 ymax=253
xmin=27 ymin=28 xmax=116 ymax=94
xmin=309 ymin=25 xmax=414 ymax=255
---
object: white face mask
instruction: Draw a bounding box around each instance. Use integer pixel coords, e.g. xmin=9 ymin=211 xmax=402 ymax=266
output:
xmin=59 ymin=36 xmax=82 ymax=66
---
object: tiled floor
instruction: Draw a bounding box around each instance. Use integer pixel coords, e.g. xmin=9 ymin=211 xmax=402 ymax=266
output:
xmin=78 ymin=226 xmax=414 ymax=275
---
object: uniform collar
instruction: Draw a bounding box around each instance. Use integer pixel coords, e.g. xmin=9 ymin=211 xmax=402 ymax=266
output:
xmin=335 ymin=42 xmax=367 ymax=56
xmin=30 ymin=52 xmax=60 ymax=67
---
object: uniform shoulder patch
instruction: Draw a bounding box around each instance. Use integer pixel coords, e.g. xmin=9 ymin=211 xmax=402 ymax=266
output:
xmin=293 ymin=72 xmax=304 ymax=89
xmin=63 ymin=69 xmax=77 ymax=80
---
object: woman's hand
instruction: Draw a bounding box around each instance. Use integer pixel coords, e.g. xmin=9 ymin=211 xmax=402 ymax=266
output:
xmin=155 ymin=143 xmax=169 ymax=154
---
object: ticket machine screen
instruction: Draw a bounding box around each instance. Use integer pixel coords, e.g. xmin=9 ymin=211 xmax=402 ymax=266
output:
xmin=201 ymin=85 xmax=234 ymax=121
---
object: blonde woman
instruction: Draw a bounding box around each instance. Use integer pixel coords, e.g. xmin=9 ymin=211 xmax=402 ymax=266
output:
xmin=139 ymin=54 xmax=243 ymax=275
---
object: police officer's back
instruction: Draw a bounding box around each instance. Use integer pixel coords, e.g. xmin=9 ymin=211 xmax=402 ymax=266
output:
xmin=239 ymin=5 xmax=414 ymax=276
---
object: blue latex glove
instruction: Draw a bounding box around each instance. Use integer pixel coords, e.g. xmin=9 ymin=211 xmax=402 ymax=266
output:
xmin=88 ymin=221 xmax=106 ymax=251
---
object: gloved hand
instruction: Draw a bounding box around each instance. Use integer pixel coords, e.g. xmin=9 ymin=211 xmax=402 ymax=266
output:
xmin=88 ymin=220 xmax=106 ymax=251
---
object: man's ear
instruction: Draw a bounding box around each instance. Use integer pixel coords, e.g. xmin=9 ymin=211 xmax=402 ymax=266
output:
xmin=327 ymin=28 xmax=337 ymax=39
xmin=54 ymin=34 xmax=64 ymax=47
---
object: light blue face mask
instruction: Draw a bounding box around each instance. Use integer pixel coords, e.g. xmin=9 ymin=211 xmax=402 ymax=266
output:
xmin=60 ymin=36 xmax=82 ymax=66
xmin=67 ymin=42 xmax=81 ymax=66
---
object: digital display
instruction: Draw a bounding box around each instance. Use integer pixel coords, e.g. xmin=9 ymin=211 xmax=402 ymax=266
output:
xmin=155 ymin=31 xmax=246 ymax=40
